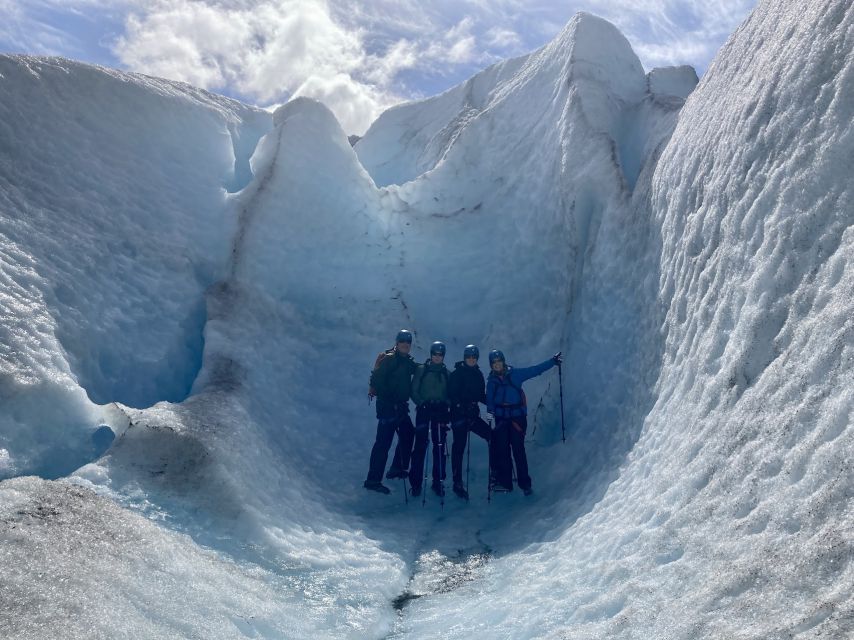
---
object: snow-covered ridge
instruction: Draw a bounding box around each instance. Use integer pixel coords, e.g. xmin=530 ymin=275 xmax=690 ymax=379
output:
xmin=1 ymin=1 xmax=853 ymax=638
xmin=356 ymin=13 xmax=695 ymax=190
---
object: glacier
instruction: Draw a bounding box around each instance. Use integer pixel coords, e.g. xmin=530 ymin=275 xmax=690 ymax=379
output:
xmin=0 ymin=1 xmax=852 ymax=638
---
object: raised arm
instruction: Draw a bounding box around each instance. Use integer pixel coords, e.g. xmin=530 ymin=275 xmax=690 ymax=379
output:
xmin=511 ymin=358 xmax=556 ymax=384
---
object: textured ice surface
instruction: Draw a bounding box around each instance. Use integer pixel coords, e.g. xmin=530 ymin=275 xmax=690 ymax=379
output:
xmin=648 ymin=65 xmax=699 ymax=100
xmin=0 ymin=1 xmax=852 ymax=639
xmin=0 ymin=476 xmax=398 ymax=639
xmin=0 ymin=56 xmax=272 ymax=476
xmin=0 ymin=56 xmax=271 ymax=409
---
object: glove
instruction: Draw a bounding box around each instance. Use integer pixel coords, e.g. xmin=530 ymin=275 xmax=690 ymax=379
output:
xmin=552 ymin=352 xmax=563 ymax=366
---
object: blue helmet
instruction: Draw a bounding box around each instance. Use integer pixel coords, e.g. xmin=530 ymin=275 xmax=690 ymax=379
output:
xmin=463 ymin=344 xmax=479 ymax=359
xmin=430 ymin=341 xmax=446 ymax=357
xmin=396 ymin=329 xmax=413 ymax=344
xmin=488 ymin=349 xmax=505 ymax=365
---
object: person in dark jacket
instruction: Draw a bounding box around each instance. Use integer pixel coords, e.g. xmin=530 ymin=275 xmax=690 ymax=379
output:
xmin=408 ymin=341 xmax=451 ymax=497
xmin=447 ymin=344 xmax=492 ymax=500
xmin=486 ymin=349 xmax=562 ymax=495
xmin=364 ymin=329 xmax=418 ymax=494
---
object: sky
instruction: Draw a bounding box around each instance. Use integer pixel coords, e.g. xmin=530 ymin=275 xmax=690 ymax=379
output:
xmin=0 ymin=0 xmax=757 ymax=135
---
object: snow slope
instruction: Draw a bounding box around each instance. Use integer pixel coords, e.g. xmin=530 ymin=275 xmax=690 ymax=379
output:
xmin=355 ymin=15 xmax=696 ymax=192
xmin=1 ymin=1 xmax=852 ymax=638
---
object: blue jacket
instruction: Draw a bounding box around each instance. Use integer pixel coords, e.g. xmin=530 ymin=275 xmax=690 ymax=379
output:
xmin=486 ymin=358 xmax=556 ymax=418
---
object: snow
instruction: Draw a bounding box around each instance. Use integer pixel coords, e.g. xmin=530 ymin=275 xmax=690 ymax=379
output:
xmin=0 ymin=476 xmax=388 ymax=639
xmin=353 ymin=52 xmax=531 ymax=188
xmin=1 ymin=1 xmax=853 ymax=638
xmin=648 ymin=65 xmax=699 ymax=100
xmin=0 ymin=56 xmax=271 ymax=478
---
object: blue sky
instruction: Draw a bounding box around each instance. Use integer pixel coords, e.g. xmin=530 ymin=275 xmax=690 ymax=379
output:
xmin=1 ymin=1 xmax=757 ymax=134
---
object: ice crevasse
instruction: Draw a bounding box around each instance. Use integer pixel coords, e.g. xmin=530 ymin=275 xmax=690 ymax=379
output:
xmin=0 ymin=2 xmax=852 ymax=639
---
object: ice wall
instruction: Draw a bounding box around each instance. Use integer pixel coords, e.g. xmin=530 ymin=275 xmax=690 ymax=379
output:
xmin=0 ymin=56 xmax=271 ymax=477
xmin=399 ymin=1 xmax=854 ymax=637
xmin=0 ymin=1 xmax=852 ymax=638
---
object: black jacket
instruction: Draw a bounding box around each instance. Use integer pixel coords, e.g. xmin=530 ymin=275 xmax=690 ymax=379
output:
xmin=448 ymin=361 xmax=486 ymax=420
xmin=371 ymin=350 xmax=417 ymax=415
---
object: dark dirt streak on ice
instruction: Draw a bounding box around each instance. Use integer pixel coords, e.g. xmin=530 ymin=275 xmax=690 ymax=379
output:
xmin=182 ymin=121 xmax=285 ymax=396
xmin=228 ymin=123 xmax=285 ymax=278
xmin=383 ymin=533 xmax=494 ymax=639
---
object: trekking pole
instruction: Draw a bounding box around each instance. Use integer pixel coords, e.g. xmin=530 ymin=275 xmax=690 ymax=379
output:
xmin=440 ymin=440 xmax=445 ymax=510
xmin=441 ymin=428 xmax=447 ymax=510
xmin=465 ymin=427 xmax=471 ymax=502
xmin=487 ymin=416 xmax=493 ymax=504
xmin=436 ymin=426 xmax=444 ymax=510
xmin=422 ymin=431 xmax=429 ymax=508
xmin=403 ymin=475 xmax=408 ymax=505
xmin=558 ymin=362 xmax=566 ymax=444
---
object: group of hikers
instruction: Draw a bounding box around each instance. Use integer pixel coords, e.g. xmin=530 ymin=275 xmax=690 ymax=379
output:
xmin=364 ymin=329 xmax=562 ymax=500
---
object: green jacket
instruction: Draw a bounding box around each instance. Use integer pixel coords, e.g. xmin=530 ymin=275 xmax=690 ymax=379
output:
xmin=411 ymin=360 xmax=449 ymax=406
xmin=370 ymin=349 xmax=417 ymax=405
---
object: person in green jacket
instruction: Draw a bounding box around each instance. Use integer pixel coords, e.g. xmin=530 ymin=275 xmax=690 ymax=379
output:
xmin=364 ymin=329 xmax=418 ymax=494
xmin=408 ymin=341 xmax=451 ymax=497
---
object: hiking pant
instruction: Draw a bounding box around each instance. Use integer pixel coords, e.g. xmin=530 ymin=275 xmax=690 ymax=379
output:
xmin=409 ymin=403 xmax=449 ymax=489
xmin=366 ymin=409 xmax=414 ymax=483
xmin=451 ymin=416 xmax=492 ymax=486
xmin=492 ymin=416 xmax=530 ymax=491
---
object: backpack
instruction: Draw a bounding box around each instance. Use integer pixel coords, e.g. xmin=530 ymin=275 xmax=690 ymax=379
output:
xmin=368 ymin=348 xmax=396 ymax=397
xmin=417 ymin=359 xmax=449 ymax=398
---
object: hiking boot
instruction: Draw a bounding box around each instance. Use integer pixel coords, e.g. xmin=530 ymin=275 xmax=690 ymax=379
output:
xmin=363 ymin=480 xmax=391 ymax=494
xmin=410 ymin=485 xmax=422 ymax=497
xmin=490 ymin=482 xmax=512 ymax=493
xmin=431 ymin=482 xmax=445 ymax=497
xmin=453 ymin=483 xmax=469 ymax=500
xmin=386 ymin=469 xmax=408 ymax=479
xmin=522 ymin=487 xmax=533 ymax=496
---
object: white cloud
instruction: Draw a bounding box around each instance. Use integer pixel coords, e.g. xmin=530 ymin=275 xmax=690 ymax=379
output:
xmin=107 ymin=1 xmax=503 ymax=132
xmin=574 ymin=0 xmax=757 ymax=70
xmin=107 ymin=0 xmax=514 ymax=133
xmin=485 ymin=27 xmax=522 ymax=50
xmin=2 ymin=0 xmax=758 ymax=133
xmin=363 ymin=39 xmax=419 ymax=86
xmin=443 ymin=17 xmax=479 ymax=64
xmin=633 ymin=38 xmax=716 ymax=70
xmin=292 ymin=73 xmax=391 ymax=135
xmin=0 ymin=0 xmax=74 ymax=54
xmin=113 ymin=0 xmax=388 ymax=132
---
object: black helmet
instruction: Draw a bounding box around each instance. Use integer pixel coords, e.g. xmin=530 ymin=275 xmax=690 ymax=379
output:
xmin=396 ymin=329 xmax=413 ymax=344
xmin=430 ymin=341 xmax=446 ymax=357
xmin=463 ymin=344 xmax=479 ymax=359
xmin=488 ymin=349 xmax=505 ymax=365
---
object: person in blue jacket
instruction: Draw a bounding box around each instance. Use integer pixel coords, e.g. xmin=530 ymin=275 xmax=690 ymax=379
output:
xmin=486 ymin=349 xmax=562 ymax=495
